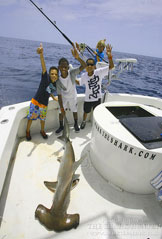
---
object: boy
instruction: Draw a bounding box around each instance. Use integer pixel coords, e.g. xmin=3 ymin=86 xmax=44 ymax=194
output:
xmin=78 ymin=44 xmax=114 ymax=129
xmin=94 ymin=39 xmax=106 ymax=65
xmin=56 ymin=43 xmax=86 ymax=133
xmin=26 ymin=43 xmax=60 ymax=141
xmin=76 ymin=40 xmax=106 ymax=65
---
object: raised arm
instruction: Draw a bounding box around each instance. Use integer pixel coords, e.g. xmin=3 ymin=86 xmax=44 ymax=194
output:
xmin=106 ymin=44 xmax=114 ymax=70
xmin=37 ymin=43 xmax=46 ymax=74
xmin=71 ymin=42 xmax=87 ymax=72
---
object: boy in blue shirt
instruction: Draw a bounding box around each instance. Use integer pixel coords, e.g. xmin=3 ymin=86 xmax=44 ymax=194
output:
xmin=94 ymin=39 xmax=106 ymax=65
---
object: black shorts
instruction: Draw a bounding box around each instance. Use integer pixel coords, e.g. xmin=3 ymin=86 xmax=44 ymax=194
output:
xmin=84 ymin=99 xmax=101 ymax=113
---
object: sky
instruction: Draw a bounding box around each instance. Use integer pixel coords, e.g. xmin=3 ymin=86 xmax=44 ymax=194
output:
xmin=0 ymin=0 xmax=162 ymax=58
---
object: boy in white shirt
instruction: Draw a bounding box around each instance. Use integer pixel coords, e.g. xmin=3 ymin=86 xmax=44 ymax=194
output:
xmin=56 ymin=43 xmax=86 ymax=133
xmin=78 ymin=44 xmax=114 ymax=129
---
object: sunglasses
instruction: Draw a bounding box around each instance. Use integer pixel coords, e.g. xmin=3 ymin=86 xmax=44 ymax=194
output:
xmin=87 ymin=63 xmax=94 ymax=66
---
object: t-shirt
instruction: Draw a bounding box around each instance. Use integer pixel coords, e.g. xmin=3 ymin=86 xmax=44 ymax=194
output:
xmin=80 ymin=66 xmax=109 ymax=102
xmin=56 ymin=67 xmax=80 ymax=99
xmin=94 ymin=49 xmax=104 ymax=65
xmin=46 ymin=83 xmax=57 ymax=96
xmin=33 ymin=71 xmax=57 ymax=106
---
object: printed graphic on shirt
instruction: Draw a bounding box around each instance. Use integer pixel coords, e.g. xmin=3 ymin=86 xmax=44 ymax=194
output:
xmin=80 ymin=66 xmax=108 ymax=102
xmin=46 ymin=83 xmax=57 ymax=96
xmin=88 ymin=75 xmax=100 ymax=99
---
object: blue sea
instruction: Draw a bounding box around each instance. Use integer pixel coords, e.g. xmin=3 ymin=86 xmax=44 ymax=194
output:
xmin=0 ymin=36 xmax=162 ymax=109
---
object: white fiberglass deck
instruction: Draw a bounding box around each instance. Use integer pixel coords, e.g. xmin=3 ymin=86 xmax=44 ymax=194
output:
xmin=1 ymin=123 xmax=162 ymax=239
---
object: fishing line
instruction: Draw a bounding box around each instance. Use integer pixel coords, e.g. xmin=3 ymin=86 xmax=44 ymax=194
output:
xmin=85 ymin=45 xmax=96 ymax=58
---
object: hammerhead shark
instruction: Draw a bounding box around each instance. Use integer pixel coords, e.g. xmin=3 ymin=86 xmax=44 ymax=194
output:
xmin=35 ymin=116 xmax=85 ymax=232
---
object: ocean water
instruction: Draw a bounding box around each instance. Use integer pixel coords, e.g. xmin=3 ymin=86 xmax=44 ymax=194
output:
xmin=0 ymin=36 xmax=162 ymax=108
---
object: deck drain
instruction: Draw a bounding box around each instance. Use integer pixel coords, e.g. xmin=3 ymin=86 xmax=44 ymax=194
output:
xmin=0 ymin=119 xmax=9 ymax=124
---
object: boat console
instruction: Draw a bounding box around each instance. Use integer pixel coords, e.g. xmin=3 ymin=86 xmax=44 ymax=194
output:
xmin=90 ymin=101 xmax=162 ymax=194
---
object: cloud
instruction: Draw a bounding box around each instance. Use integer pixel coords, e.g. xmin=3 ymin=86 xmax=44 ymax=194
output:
xmin=36 ymin=0 xmax=162 ymax=26
xmin=2 ymin=0 xmax=162 ymax=20
xmin=78 ymin=0 xmax=162 ymax=21
xmin=2 ymin=0 xmax=162 ymax=28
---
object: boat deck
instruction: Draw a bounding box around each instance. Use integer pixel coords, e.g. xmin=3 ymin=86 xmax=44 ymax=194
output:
xmin=0 ymin=122 xmax=162 ymax=239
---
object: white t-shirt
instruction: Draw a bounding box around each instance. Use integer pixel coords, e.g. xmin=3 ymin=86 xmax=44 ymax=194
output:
xmin=59 ymin=74 xmax=76 ymax=99
xmin=57 ymin=68 xmax=80 ymax=99
xmin=80 ymin=66 xmax=109 ymax=102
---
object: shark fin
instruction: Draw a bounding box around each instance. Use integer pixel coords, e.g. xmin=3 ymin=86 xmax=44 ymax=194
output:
xmin=44 ymin=181 xmax=58 ymax=192
xmin=73 ymin=154 xmax=87 ymax=172
xmin=58 ymin=135 xmax=69 ymax=143
xmin=71 ymin=174 xmax=80 ymax=190
xmin=57 ymin=135 xmax=65 ymax=141
xmin=72 ymin=174 xmax=80 ymax=181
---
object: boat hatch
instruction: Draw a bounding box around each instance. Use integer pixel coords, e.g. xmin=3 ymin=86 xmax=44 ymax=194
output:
xmin=106 ymin=106 xmax=162 ymax=149
xmin=106 ymin=106 xmax=154 ymax=119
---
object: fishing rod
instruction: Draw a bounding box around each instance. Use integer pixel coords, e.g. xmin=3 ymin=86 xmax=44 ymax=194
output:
xmin=28 ymin=0 xmax=73 ymax=46
xmin=29 ymin=0 xmax=109 ymax=64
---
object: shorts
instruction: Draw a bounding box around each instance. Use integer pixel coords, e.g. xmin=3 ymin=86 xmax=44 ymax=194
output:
xmin=62 ymin=97 xmax=78 ymax=112
xmin=84 ymin=99 xmax=101 ymax=114
xmin=27 ymin=100 xmax=47 ymax=121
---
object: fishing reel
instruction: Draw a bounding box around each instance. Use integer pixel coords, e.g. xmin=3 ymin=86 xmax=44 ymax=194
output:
xmin=78 ymin=43 xmax=86 ymax=53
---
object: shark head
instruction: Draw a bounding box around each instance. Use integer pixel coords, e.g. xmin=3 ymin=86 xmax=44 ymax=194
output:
xmin=35 ymin=204 xmax=80 ymax=232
